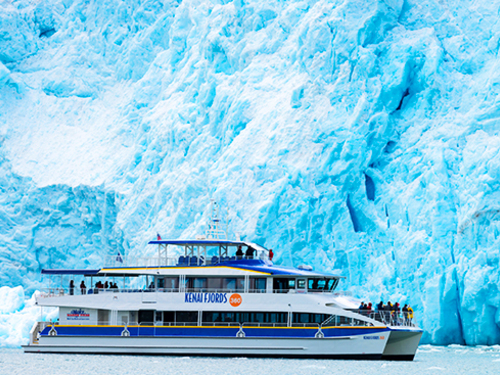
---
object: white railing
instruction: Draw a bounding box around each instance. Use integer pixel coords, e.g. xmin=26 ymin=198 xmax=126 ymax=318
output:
xmin=104 ymin=256 xmax=179 ymax=268
xmin=352 ymin=310 xmax=418 ymax=327
xmin=104 ymin=254 xmax=271 ymax=268
xmin=30 ymin=321 xmax=51 ymax=344
xmin=39 ymin=287 xmax=342 ymax=297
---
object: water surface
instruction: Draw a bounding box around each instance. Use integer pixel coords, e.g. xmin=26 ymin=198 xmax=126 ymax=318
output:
xmin=1 ymin=345 xmax=499 ymax=375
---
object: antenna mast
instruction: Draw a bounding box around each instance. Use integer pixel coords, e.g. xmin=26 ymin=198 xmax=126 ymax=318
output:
xmin=206 ymin=200 xmax=227 ymax=240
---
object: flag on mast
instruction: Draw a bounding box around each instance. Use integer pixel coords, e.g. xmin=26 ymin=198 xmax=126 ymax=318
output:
xmin=116 ymin=250 xmax=123 ymax=263
xmin=157 ymin=233 xmax=162 ymax=240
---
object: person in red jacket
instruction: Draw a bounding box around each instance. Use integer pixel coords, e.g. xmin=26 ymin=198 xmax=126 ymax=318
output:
xmin=269 ymin=249 xmax=274 ymax=261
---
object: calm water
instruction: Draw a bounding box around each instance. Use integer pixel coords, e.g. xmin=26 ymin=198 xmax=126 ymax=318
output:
xmin=1 ymin=345 xmax=499 ymax=375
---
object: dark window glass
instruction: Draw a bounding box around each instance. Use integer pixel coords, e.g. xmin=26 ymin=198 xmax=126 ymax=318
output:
xmin=273 ymin=278 xmax=290 ymax=292
xmin=207 ymin=278 xmax=222 ymax=291
xmin=184 ymin=278 xmax=194 ymax=290
xmin=203 ymin=311 xmax=287 ymax=324
xmin=223 ymin=278 xmax=236 ymax=291
xmin=194 ymin=278 xmax=207 ymax=290
xmin=155 ymin=311 xmax=162 ymax=322
xmin=164 ymin=277 xmax=179 ymax=290
xmin=297 ymin=279 xmax=306 ymax=289
xmin=250 ymin=278 xmax=266 ymax=291
xmin=138 ymin=310 xmax=154 ymax=324
xmin=163 ymin=311 xmax=175 ymax=323
xmin=322 ymin=315 xmax=337 ymax=326
xmin=236 ymin=278 xmax=245 ymax=291
xmin=176 ymin=311 xmax=198 ymax=323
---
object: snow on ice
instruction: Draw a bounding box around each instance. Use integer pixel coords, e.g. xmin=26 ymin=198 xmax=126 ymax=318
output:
xmin=1 ymin=0 xmax=500 ymax=346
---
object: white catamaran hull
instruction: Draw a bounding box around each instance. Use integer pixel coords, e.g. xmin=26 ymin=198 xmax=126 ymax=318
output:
xmin=23 ymin=330 xmax=421 ymax=360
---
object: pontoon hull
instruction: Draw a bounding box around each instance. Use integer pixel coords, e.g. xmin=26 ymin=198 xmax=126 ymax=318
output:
xmin=23 ymin=329 xmax=421 ymax=360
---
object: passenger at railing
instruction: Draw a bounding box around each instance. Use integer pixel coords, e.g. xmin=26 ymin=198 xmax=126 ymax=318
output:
xmin=408 ymin=305 xmax=414 ymax=324
xmin=69 ymin=280 xmax=75 ymax=296
xmin=236 ymin=246 xmax=244 ymax=259
xmin=385 ymin=301 xmax=393 ymax=321
xmin=402 ymin=304 xmax=408 ymax=324
xmin=148 ymin=281 xmax=154 ymax=291
xmin=358 ymin=301 xmax=365 ymax=311
xmin=104 ymin=281 xmax=109 ymax=289
xmin=377 ymin=300 xmax=384 ymax=311
xmin=95 ymin=281 xmax=103 ymax=294
xmin=245 ymin=246 xmax=255 ymax=259
xmin=269 ymin=249 xmax=274 ymax=261
xmin=392 ymin=302 xmax=401 ymax=325
xmin=80 ymin=280 xmax=86 ymax=295
xmin=367 ymin=302 xmax=372 ymax=311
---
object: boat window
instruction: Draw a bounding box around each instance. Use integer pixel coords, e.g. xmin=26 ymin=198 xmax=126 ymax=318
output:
xmin=236 ymin=278 xmax=244 ymax=291
xmin=308 ymin=278 xmax=338 ymax=292
xmin=194 ymin=278 xmax=207 ymax=290
xmin=207 ymin=278 xmax=222 ymax=291
xmin=292 ymin=313 xmax=330 ymax=325
xmin=138 ymin=310 xmax=154 ymax=325
xmin=98 ymin=309 xmax=110 ymax=325
xmin=321 ymin=315 xmax=337 ymax=326
xmin=203 ymin=312 xmax=235 ymax=323
xmin=330 ymin=278 xmax=339 ymax=291
xmin=273 ymin=278 xmax=292 ymax=293
xmin=297 ymin=279 xmax=306 ymax=289
xmin=202 ymin=311 xmax=288 ymax=324
xmin=155 ymin=311 xmax=162 ymax=323
xmin=338 ymin=315 xmax=352 ymax=326
xmin=249 ymin=278 xmax=266 ymax=292
xmin=164 ymin=277 xmax=179 ymax=290
xmin=176 ymin=311 xmax=198 ymax=323
xmin=163 ymin=311 xmax=175 ymax=324
xmin=223 ymin=278 xmax=236 ymax=291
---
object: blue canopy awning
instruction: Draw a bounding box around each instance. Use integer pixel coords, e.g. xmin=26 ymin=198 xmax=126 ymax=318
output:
xmin=41 ymin=269 xmax=100 ymax=276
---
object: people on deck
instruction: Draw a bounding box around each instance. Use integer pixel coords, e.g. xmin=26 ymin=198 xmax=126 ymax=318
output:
xmin=358 ymin=302 xmax=365 ymax=310
xmin=80 ymin=280 xmax=86 ymax=295
xmin=245 ymin=246 xmax=255 ymax=259
xmin=385 ymin=301 xmax=393 ymax=321
xmin=402 ymin=304 xmax=408 ymax=324
xmin=104 ymin=281 xmax=109 ymax=289
xmin=407 ymin=305 xmax=414 ymax=324
xmin=236 ymin=246 xmax=244 ymax=259
xmin=376 ymin=301 xmax=384 ymax=320
xmin=269 ymin=249 xmax=274 ymax=261
xmin=69 ymin=280 xmax=75 ymax=295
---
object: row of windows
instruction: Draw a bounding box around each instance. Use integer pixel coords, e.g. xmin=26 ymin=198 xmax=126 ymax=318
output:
xmin=156 ymin=277 xmax=266 ymax=291
xmin=155 ymin=277 xmax=339 ymax=292
xmin=138 ymin=310 xmax=336 ymax=325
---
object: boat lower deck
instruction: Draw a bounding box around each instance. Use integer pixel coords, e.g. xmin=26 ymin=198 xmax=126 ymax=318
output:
xmin=23 ymin=327 xmax=422 ymax=360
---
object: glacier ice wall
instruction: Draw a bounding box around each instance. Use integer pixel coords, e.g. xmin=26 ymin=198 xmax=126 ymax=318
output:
xmin=0 ymin=143 xmax=125 ymax=291
xmin=2 ymin=0 xmax=500 ymax=345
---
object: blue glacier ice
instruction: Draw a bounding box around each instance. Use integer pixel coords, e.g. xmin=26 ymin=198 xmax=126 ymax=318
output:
xmin=1 ymin=0 xmax=500 ymax=347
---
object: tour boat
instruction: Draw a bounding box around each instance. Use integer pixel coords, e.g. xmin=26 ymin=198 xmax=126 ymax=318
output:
xmin=23 ymin=208 xmax=422 ymax=360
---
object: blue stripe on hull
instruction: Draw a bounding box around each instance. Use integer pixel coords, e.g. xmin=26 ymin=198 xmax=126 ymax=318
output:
xmin=40 ymin=326 xmax=390 ymax=338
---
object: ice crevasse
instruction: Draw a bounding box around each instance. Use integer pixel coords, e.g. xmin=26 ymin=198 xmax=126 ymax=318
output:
xmin=1 ymin=0 xmax=500 ymax=346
